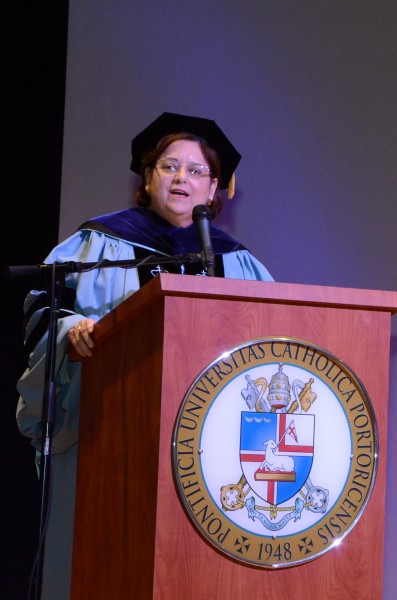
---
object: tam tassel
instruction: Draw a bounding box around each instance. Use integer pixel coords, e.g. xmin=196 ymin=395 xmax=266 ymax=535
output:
xmin=227 ymin=173 xmax=235 ymax=199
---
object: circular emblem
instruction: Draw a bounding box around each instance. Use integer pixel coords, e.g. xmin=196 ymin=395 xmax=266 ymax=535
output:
xmin=172 ymin=337 xmax=378 ymax=568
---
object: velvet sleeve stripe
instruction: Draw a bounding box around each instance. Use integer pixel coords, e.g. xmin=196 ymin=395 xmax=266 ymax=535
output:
xmin=23 ymin=287 xmax=77 ymax=334
xmin=22 ymin=287 xmax=78 ymax=359
xmin=23 ymin=307 xmax=78 ymax=360
xmin=23 ymin=291 xmax=51 ymax=334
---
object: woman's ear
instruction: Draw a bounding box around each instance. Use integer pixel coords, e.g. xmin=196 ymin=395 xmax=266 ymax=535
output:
xmin=209 ymin=177 xmax=218 ymax=200
xmin=144 ymin=167 xmax=152 ymax=194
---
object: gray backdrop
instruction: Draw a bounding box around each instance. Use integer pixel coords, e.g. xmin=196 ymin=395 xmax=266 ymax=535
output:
xmin=59 ymin=1 xmax=397 ymax=597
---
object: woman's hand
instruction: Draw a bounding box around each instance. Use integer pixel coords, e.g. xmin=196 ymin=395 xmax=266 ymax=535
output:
xmin=67 ymin=318 xmax=96 ymax=357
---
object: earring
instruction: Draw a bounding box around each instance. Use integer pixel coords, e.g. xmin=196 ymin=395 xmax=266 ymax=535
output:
xmin=206 ymin=199 xmax=213 ymax=207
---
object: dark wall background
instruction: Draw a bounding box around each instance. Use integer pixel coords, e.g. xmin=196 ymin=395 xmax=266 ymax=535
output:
xmin=2 ymin=1 xmax=396 ymax=599
xmin=2 ymin=2 xmax=68 ymax=598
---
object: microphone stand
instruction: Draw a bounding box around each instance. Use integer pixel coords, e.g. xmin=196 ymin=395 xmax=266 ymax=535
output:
xmin=6 ymin=252 xmax=203 ymax=279
xmin=192 ymin=204 xmax=216 ymax=277
xmin=32 ymin=262 xmax=64 ymax=600
xmin=7 ymin=251 xmax=203 ymax=600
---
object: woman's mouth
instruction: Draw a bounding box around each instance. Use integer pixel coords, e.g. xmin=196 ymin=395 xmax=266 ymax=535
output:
xmin=170 ymin=188 xmax=189 ymax=198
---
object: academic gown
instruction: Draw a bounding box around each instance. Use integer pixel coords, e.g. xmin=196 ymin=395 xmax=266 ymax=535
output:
xmin=16 ymin=207 xmax=274 ymax=600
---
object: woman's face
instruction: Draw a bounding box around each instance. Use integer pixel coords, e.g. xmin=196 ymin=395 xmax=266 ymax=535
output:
xmin=145 ymin=139 xmax=218 ymax=227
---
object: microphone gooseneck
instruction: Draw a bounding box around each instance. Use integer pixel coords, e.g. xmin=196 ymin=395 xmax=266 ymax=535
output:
xmin=192 ymin=204 xmax=215 ymax=277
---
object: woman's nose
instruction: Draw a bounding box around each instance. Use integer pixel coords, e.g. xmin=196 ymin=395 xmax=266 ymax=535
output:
xmin=173 ymin=164 xmax=188 ymax=181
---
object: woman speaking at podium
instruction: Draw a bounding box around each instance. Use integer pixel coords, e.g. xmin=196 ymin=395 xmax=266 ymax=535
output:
xmin=16 ymin=112 xmax=273 ymax=599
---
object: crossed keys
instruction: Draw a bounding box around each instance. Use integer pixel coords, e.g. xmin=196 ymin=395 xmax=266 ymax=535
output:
xmin=303 ymin=476 xmax=329 ymax=513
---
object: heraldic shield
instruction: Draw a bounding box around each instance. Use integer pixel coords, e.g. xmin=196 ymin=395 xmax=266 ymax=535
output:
xmin=240 ymin=412 xmax=315 ymax=505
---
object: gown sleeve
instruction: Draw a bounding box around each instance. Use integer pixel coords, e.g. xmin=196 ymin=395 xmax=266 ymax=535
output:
xmin=222 ymin=249 xmax=274 ymax=282
xmin=16 ymin=229 xmax=141 ymax=454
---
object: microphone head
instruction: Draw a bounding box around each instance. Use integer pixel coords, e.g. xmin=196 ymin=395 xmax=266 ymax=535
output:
xmin=192 ymin=204 xmax=211 ymax=222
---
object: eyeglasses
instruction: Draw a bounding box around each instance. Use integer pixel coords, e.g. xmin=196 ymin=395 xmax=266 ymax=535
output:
xmin=155 ymin=157 xmax=211 ymax=179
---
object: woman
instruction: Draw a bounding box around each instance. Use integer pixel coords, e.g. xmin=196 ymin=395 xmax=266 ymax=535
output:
xmin=16 ymin=112 xmax=274 ymax=599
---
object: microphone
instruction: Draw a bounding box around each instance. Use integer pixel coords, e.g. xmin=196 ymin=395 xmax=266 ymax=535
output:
xmin=192 ymin=204 xmax=215 ymax=277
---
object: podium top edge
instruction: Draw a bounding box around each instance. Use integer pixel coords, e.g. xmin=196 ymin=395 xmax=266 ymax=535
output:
xmin=68 ymin=275 xmax=397 ymax=362
xmin=153 ymin=274 xmax=397 ymax=314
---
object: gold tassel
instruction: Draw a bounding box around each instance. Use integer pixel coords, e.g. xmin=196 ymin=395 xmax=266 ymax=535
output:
xmin=227 ymin=173 xmax=235 ymax=199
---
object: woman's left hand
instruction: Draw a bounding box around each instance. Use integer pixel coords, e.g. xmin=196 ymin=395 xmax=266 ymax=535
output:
xmin=67 ymin=318 xmax=96 ymax=357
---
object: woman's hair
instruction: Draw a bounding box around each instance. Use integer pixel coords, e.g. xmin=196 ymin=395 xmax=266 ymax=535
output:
xmin=134 ymin=133 xmax=224 ymax=217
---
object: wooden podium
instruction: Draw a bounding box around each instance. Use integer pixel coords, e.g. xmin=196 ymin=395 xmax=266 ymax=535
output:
xmin=70 ymin=275 xmax=397 ymax=599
